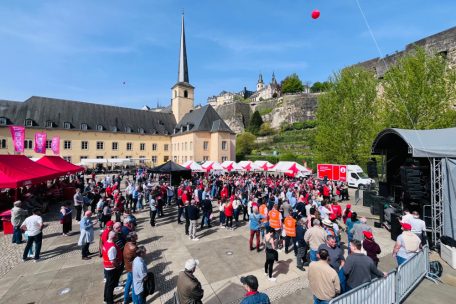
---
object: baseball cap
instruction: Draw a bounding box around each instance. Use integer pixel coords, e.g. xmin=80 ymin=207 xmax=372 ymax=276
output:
xmin=106 ymin=220 xmax=114 ymax=227
xmin=184 ymin=258 xmax=200 ymax=271
xmin=346 ymin=204 xmax=351 ymax=209
xmin=240 ymin=275 xmax=258 ymax=291
xmin=363 ymin=231 xmax=373 ymax=239
xmin=401 ymin=222 xmax=412 ymax=230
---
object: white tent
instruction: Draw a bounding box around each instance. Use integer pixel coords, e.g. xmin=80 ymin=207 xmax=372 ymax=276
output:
xmin=220 ymin=161 xmax=243 ymax=172
xmin=201 ymin=161 xmax=224 ymax=172
xmin=238 ymin=160 xmax=261 ymax=172
xmin=253 ymin=160 xmax=275 ymax=171
xmin=272 ymin=161 xmax=312 ymax=176
xmin=181 ymin=160 xmax=205 ymax=172
xmin=80 ymin=158 xmax=108 ymax=165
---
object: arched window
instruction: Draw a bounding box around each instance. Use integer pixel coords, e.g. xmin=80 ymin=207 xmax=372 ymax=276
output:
xmin=174 ymin=90 xmax=177 ymax=98
xmin=184 ymin=90 xmax=188 ymax=98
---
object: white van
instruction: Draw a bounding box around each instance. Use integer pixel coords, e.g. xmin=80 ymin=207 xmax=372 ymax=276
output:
xmin=347 ymin=165 xmax=375 ymax=189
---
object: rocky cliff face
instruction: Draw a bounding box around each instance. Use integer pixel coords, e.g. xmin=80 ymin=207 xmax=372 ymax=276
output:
xmin=255 ymin=93 xmax=319 ymax=129
xmin=213 ymin=93 xmax=319 ymax=133
xmin=213 ymin=102 xmax=251 ymax=134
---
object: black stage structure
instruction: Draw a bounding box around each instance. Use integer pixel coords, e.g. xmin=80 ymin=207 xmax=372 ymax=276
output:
xmin=371 ymin=128 xmax=456 ymax=245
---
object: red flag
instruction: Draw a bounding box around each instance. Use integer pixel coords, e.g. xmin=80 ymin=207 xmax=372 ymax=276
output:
xmin=34 ymin=132 xmax=47 ymax=154
xmin=9 ymin=126 xmax=25 ymax=153
xmin=51 ymin=136 xmax=60 ymax=155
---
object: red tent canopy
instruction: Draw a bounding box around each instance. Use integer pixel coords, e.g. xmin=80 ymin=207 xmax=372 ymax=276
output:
xmin=0 ymin=155 xmax=62 ymax=189
xmin=36 ymin=156 xmax=84 ymax=175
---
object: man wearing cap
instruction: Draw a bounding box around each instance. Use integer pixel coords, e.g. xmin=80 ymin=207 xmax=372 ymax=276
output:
xmin=392 ymin=222 xmax=422 ymax=266
xmin=305 ymin=219 xmax=327 ymax=262
xmin=176 ymin=259 xmax=204 ymax=304
xmin=11 ymin=200 xmax=28 ymax=244
xmin=362 ymin=231 xmax=381 ymax=266
xmin=350 ymin=217 xmax=372 ymax=242
xmin=240 ymin=275 xmax=270 ymax=304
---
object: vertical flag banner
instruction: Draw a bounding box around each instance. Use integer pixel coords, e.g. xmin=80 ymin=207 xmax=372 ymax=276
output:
xmin=51 ymin=136 xmax=60 ymax=155
xmin=34 ymin=132 xmax=47 ymax=154
xmin=8 ymin=126 xmax=25 ymax=153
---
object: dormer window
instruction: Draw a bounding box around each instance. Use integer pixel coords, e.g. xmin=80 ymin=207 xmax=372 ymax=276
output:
xmin=125 ymin=127 xmax=132 ymax=133
xmin=180 ymin=126 xmax=184 ymax=132
xmin=81 ymin=123 xmax=88 ymax=130
xmin=138 ymin=128 xmax=144 ymax=134
xmin=25 ymin=119 xmax=33 ymax=127
xmin=46 ymin=120 xmax=53 ymax=128
xmin=0 ymin=117 xmax=6 ymax=125
xmin=112 ymin=126 xmax=118 ymax=132
xmin=96 ymin=124 xmax=104 ymax=131
xmin=64 ymin=122 xmax=71 ymax=129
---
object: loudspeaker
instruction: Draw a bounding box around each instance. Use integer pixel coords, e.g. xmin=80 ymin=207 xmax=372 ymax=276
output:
xmin=367 ymin=160 xmax=378 ymax=178
xmin=379 ymin=182 xmax=389 ymax=197
xmin=391 ymin=213 xmax=402 ymax=241
xmin=370 ymin=196 xmax=384 ymax=216
xmin=363 ymin=190 xmax=376 ymax=207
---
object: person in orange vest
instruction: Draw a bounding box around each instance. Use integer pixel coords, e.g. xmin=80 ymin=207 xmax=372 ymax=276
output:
xmin=259 ymin=202 xmax=269 ymax=244
xmin=283 ymin=211 xmax=297 ymax=255
xmin=268 ymin=204 xmax=282 ymax=245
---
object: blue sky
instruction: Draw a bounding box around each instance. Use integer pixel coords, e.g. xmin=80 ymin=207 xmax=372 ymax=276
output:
xmin=1 ymin=0 xmax=455 ymax=109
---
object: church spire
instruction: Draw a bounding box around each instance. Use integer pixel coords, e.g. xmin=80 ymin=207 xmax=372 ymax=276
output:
xmin=178 ymin=13 xmax=189 ymax=83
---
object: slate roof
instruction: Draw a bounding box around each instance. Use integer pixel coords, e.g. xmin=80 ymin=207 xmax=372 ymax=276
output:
xmin=0 ymin=96 xmax=176 ymax=135
xmin=173 ymin=104 xmax=233 ymax=135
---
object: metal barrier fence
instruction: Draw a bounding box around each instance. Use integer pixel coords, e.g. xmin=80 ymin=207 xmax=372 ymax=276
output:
xmin=396 ymin=245 xmax=429 ymax=303
xmin=328 ymin=271 xmax=396 ymax=304
xmin=329 ymin=246 xmax=429 ymax=304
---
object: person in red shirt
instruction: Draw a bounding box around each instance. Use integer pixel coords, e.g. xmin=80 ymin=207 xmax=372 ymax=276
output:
xmin=342 ymin=204 xmax=352 ymax=224
xmin=100 ymin=220 xmax=114 ymax=255
xmin=220 ymin=185 xmax=229 ymax=200
xmin=224 ymin=200 xmax=234 ymax=230
xmin=330 ymin=200 xmax=342 ymax=219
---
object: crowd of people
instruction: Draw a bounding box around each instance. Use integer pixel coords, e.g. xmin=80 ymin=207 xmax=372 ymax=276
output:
xmin=7 ymin=168 xmax=428 ymax=304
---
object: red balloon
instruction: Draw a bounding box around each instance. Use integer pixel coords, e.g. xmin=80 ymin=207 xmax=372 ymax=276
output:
xmin=311 ymin=10 xmax=320 ymax=19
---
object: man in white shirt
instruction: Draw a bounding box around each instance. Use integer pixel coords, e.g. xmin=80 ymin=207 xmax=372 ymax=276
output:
xmin=401 ymin=209 xmax=414 ymax=224
xmin=21 ymin=209 xmax=44 ymax=262
xmin=410 ymin=211 xmax=427 ymax=245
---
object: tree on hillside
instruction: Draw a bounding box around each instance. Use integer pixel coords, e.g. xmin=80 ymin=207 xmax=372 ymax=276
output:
xmin=381 ymin=47 xmax=456 ymax=129
xmin=314 ymin=67 xmax=381 ymax=165
xmin=247 ymin=110 xmax=264 ymax=135
xmin=281 ymin=73 xmax=304 ymax=94
xmin=310 ymin=81 xmax=331 ymax=93
xmin=236 ymin=132 xmax=257 ymax=161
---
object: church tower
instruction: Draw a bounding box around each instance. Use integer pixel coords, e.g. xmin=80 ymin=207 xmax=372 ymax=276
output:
xmin=172 ymin=14 xmax=194 ymax=123
xmin=256 ymin=73 xmax=264 ymax=91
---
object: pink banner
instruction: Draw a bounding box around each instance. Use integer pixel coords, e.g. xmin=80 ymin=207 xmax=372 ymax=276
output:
xmin=51 ymin=136 xmax=60 ymax=155
xmin=34 ymin=132 xmax=47 ymax=154
xmin=8 ymin=126 xmax=25 ymax=153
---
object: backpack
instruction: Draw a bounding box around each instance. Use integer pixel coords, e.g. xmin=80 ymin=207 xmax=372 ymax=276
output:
xmin=143 ymin=272 xmax=155 ymax=296
xmin=429 ymin=261 xmax=443 ymax=278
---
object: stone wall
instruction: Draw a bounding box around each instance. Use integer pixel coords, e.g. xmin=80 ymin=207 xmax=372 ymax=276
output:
xmin=262 ymin=93 xmax=319 ymax=129
xmin=352 ymin=26 xmax=456 ymax=78
xmin=214 ymin=102 xmax=251 ymax=134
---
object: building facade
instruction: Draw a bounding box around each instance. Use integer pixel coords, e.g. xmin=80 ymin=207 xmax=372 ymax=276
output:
xmin=249 ymin=73 xmax=281 ymax=102
xmin=0 ymin=15 xmax=236 ymax=165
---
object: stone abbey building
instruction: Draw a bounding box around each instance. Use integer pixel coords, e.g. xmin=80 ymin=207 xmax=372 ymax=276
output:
xmin=0 ymin=15 xmax=236 ymax=165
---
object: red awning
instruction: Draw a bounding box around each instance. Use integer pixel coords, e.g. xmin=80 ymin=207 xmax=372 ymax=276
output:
xmin=0 ymin=155 xmax=62 ymax=189
xmin=36 ymin=156 xmax=84 ymax=175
